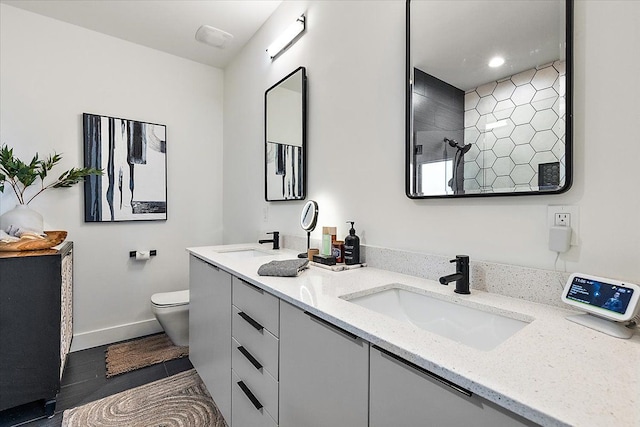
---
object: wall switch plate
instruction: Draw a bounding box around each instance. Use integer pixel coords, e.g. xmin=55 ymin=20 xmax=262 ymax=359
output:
xmin=547 ymin=205 xmax=579 ymax=246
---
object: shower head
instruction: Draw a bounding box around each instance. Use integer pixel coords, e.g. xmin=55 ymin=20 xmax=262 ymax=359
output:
xmin=444 ymin=137 xmax=472 ymax=155
xmin=444 ymin=137 xmax=458 ymax=148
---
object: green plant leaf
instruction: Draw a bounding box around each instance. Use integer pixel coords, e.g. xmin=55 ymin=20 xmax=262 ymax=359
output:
xmin=16 ymin=158 xmax=39 ymax=188
xmin=52 ymin=167 xmax=103 ymax=188
xmin=1 ymin=143 xmax=103 ymax=204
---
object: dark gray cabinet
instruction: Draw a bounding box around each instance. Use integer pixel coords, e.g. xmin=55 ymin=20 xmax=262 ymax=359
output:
xmin=0 ymin=242 xmax=73 ymax=415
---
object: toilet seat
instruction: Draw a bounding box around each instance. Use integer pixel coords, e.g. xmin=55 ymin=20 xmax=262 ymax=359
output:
xmin=151 ymin=290 xmax=189 ymax=308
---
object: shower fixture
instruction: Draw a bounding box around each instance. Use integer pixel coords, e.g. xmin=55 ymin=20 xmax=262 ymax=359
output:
xmin=444 ymin=137 xmax=473 ymax=194
xmin=444 ymin=137 xmax=472 ymax=154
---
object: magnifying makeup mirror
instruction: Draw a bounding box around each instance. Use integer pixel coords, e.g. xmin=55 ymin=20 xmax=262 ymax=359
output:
xmin=298 ymin=200 xmax=319 ymax=258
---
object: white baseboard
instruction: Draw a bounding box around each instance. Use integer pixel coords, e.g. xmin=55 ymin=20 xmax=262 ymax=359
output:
xmin=70 ymin=318 xmax=163 ymax=352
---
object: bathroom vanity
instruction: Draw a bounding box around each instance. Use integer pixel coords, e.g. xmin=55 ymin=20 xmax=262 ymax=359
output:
xmin=187 ymin=244 xmax=639 ymax=427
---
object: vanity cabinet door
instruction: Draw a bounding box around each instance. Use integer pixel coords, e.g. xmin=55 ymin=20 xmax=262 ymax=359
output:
xmin=279 ymin=301 xmax=369 ymax=427
xmin=369 ymin=346 xmax=537 ymax=427
xmin=189 ymin=256 xmax=232 ymax=424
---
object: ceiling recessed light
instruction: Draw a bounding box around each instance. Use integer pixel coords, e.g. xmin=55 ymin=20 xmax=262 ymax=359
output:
xmin=195 ymin=25 xmax=233 ymax=49
xmin=488 ymin=56 xmax=505 ymax=68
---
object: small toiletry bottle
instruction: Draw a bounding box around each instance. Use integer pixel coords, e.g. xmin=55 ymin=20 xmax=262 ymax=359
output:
xmin=322 ymin=226 xmax=336 ymax=256
xmin=344 ymin=221 xmax=360 ymax=265
xmin=332 ymin=240 xmax=344 ymax=263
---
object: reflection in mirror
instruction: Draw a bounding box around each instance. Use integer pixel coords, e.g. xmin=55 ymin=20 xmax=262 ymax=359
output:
xmin=406 ymin=0 xmax=572 ymax=198
xmin=265 ymin=66 xmax=307 ymax=201
xmin=298 ymin=199 xmax=318 ymax=258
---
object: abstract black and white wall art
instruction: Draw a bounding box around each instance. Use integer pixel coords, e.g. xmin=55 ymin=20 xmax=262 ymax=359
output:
xmin=83 ymin=113 xmax=167 ymax=222
xmin=266 ymin=142 xmax=303 ymax=199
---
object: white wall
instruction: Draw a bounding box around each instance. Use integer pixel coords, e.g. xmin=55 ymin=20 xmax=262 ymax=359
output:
xmin=224 ymin=1 xmax=640 ymax=284
xmin=0 ymin=4 xmax=224 ymax=349
xmin=2 ymin=1 xmax=637 ymax=350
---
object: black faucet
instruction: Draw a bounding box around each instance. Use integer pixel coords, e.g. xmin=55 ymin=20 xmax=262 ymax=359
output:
xmin=439 ymin=255 xmax=470 ymax=294
xmin=258 ymin=231 xmax=280 ymax=250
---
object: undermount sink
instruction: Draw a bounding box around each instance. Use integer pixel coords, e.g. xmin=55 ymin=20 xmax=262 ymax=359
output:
xmin=342 ymin=286 xmax=529 ymax=351
xmin=217 ymin=248 xmax=272 ymax=259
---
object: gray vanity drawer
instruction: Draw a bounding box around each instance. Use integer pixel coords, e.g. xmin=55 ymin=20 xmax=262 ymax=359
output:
xmin=232 ymin=276 xmax=279 ymax=337
xmin=232 ymin=370 xmax=278 ymax=427
xmin=232 ymin=338 xmax=279 ymax=424
xmin=232 ymin=305 xmax=279 ymax=379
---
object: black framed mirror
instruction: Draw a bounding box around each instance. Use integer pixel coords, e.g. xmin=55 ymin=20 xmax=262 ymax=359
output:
xmin=265 ymin=66 xmax=307 ymax=201
xmin=406 ymin=0 xmax=573 ymax=198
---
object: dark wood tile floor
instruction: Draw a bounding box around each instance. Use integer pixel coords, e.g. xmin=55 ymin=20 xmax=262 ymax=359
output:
xmin=0 ymin=339 xmax=193 ymax=427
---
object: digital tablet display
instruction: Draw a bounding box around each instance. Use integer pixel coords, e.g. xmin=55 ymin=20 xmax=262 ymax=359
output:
xmin=565 ymin=276 xmax=634 ymax=315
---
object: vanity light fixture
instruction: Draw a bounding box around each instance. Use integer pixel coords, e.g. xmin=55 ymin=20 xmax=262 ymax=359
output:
xmin=195 ymin=25 xmax=233 ymax=49
xmin=488 ymin=56 xmax=505 ymax=68
xmin=266 ymin=14 xmax=306 ymax=59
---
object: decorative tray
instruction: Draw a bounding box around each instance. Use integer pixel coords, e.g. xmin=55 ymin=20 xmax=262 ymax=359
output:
xmin=0 ymin=231 xmax=67 ymax=252
xmin=310 ymin=262 xmax=367 ymax=272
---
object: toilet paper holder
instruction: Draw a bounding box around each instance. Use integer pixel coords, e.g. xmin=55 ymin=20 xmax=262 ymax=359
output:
xmin=129 ymin=250 xmax=157 ymax=260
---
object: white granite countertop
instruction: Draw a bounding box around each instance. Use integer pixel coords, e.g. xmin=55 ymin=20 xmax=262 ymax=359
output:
xmin=187 ymin=244 xmax=640 ymax=427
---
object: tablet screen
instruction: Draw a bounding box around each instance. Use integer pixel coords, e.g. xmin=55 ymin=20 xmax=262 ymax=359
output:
xmin=565 ymin=276 xmax=634 ymax=315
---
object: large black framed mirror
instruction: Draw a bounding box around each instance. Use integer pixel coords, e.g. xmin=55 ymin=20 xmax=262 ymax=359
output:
xmin=406 ymin=0 xmax=573 ymax=198
xmin=265 ymin=66 xmax=307 ymax=201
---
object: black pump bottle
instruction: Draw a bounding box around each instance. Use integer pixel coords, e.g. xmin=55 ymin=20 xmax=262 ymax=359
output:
xmin=344 ymin=221 xmax=360 ymax=265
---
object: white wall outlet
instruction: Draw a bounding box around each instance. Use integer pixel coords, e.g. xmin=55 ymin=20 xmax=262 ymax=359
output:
xmin=547 ymin=205 xmax=579 ymax=246
xmin=262 ymin=205 xmax=269 ymax=222
xmin=555 ymin=213 xmax=570 ymax=227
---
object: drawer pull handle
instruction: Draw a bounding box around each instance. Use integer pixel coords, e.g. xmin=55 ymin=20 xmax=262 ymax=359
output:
xmin=241 ymin=279 xmax=264 ymax=293
xmin=372 ymin=345 xmax=472 ymax=397
xmin=237 ymin=380 xmax=263 ymax=410
xmin=304 ymin=311 xmax=359 ymax=341
xmin=237 ymin=346 xmax=263 ymax=370
xmin=238 ymin=311 xmax=264 ymax=332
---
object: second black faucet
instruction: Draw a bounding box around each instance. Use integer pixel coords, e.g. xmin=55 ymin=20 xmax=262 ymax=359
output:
xmin=259 ymin=231 xmax=280 ymax=250
xmin=439 ymin=255 xmax=470 ymax=294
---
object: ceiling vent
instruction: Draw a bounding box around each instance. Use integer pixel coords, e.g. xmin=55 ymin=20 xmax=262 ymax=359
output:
xmin=195 ymin=25 xmax=234 ymax=49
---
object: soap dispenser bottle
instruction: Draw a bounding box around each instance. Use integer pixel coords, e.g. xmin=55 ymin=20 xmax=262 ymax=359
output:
xmin=344 ymin=221 xmax=360 ymax=265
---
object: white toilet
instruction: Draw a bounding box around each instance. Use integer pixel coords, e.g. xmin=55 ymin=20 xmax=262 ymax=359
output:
xmin=151 ymin=290 xmax=190 ymax=347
